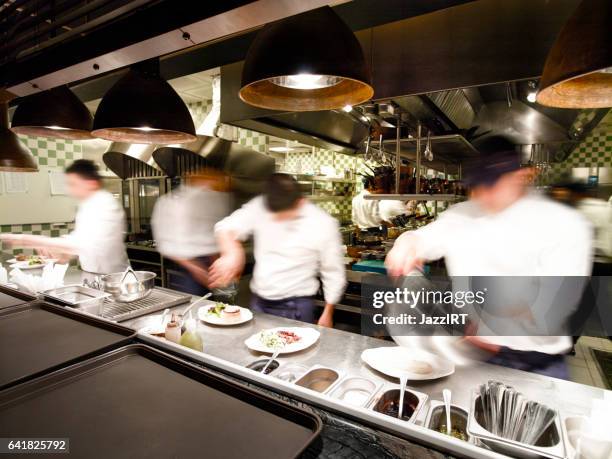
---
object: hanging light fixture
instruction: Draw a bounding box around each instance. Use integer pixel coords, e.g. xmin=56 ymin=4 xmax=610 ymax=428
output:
xmin=537 ymin=0 xmax=612 ymax=108
xmin=10 ymin=86 xmax=93 ymax=139
xmin=0 ymin=92 xmax=38 ymax=172
xmin=239 ymin=7 xmax=373 ymax=112
xmin=92 ymin=59 xmax=196 ymax=144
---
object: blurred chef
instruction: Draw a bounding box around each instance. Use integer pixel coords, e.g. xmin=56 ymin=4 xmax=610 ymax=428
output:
xmin=385 ymin=136 xmax=593 ymax=378
xmin=352 ymin=176 xmax=382 ymax=229
xmin=210 ymin=173 xmax=345 ymax=327
xmin=0 ymin=159 xmax=128 ymax=274
xmin=352 ymin=175 xmax=411 ymax=229
xmin=152 ymin=169 xmax=230 ymax=295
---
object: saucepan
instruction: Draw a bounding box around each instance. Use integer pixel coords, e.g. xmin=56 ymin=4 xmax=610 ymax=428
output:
xmin=100 ymin=268 xmax=156 ymax=302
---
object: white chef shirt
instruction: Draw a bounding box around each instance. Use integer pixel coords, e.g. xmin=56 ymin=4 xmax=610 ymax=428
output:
xmin=352 ymin=190 xmax=382 ymax=229
xmin=379 ymin=200 xmax=410 ymax=222
xmin=409 ymin=192 xmax=593 ymax=354
xmin=215 ymin=197 xmax=346 ymax=304
xmin=576 ymin=197 xmax=612 ymax=258
xmin=152 ymin=185 xmax=230 ymax=259
xmin=64 ymin=190 xmax=129 ymax=274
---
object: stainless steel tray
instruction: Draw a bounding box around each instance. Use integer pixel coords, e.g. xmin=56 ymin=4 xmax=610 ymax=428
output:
xmin=101 ymin=287 xmax=190 ymax=322
xmin=43 ymin=284 xmax=111 ymax=307
xmin=467 ymin=391 xmax=566 ymax=459
xmin=327 ymin=375 xmax=380 ymax=407
xmin=425 ymin=400 xmax=472 ymax=443
xmin=294 ymin=365 xmax=344 ymax=394
xmin=367 ymin=383 xmax=428 ymax=423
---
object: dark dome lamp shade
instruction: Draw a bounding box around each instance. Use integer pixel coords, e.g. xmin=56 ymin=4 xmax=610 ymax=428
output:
xmin=239 ymin=7 xmax=374 ymax=112
xmin=0 ymin=98 xmax=38 ymax=172
xmin=92 ymin=59 xmax=196 ymax=144
xmin=10 ymin=86 xmax=93 ymax=139
xmin=537 ymin=0 xmax=612 ymax=108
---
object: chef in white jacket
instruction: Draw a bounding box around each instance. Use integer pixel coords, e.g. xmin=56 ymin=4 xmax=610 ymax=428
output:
xmin=1 ymin=160 xmax=128 ymax=274
xmin=210 ymin=173 xmax=346 ymax=328
xmin=386 ymin=137 xmax=593 ymax=379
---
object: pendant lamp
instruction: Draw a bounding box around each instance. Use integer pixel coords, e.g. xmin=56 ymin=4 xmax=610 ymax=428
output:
xmin=537 ymin=0 xmax=612 ymax=108
xmin=239 ymin=7 xmax=373 ymax=112
xmin=0 ymin=92 xmax=38 ymax=172
xmin=92 ymin=59 xmax=196 ymax=144
xmin=11 ymin=86 xmax=93 ymax=139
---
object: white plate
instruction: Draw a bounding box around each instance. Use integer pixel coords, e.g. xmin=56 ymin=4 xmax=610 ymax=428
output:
xmin=12 ymin=260 xmax=54 ymax=270
xmin=245 ymin=327 xmax=320 ymax=354
xmin=361 ymin=346 xmax=455 ymax=381
xmin=198 ymin=305 xmax=253 ymax=326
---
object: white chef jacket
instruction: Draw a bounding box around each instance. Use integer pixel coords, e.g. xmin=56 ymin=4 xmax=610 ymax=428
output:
xmin=352 ymin=190 xmax=382 ymax=229
xmin=577 ymin=197 xmax=612 ymax=258
xmin=215 ymin=197 xmax=346 ymax=304
xmin=409 ymin=192 xmax=593 ymax=354
xmin=64 ymin=190 xmax=129 ymax=274
xmin=379 ymin=200 xmax=410 ymax=222
xmin=152 ymin=185 xmax=230 ymax=259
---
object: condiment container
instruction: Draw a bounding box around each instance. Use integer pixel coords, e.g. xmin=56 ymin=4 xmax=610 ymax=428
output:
xmin=179 ymin=318 xmax=203 ymax=351
xmin=164 ymin=314 xmax=181 ymax=343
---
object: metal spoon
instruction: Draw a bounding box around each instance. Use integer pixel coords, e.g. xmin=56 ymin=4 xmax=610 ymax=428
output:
xmin=398 ymin=374 xmax=408 ymax=420
xmin=261 ymin=349 xmax=280 ymax=374
xmin=181 ymin=293 xmax=212 ymax=320
xmin=159 ymin=308 xmax=170 ymax=327
xmin=443 ymin=389 xmax=452 ymax=436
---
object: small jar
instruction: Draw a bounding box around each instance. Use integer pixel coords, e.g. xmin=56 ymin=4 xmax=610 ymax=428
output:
xmin=164 ymin=314 xmax=181 ymax=343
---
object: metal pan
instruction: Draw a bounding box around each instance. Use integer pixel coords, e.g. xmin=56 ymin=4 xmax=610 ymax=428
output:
xmin=42 ymin=284 xmax=111 ymax=315
xmin=467 ymin=392 xmax=566 ymax=459
xmin=0 ymin=301 xmax=135 ymax=390
xmin=0 ymin=344 xmax=322 ymax=459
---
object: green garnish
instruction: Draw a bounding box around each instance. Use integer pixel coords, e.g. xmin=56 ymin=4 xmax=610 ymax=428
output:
xmin=206 ymin=303 xmax=226 ymax=317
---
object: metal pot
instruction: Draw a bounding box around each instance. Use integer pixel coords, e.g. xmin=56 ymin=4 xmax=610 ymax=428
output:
xmin=100 ymin=270 xmax=156 ymax=302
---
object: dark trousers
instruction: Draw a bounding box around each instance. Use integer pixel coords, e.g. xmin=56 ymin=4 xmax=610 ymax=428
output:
xmin=487 ymin=347 xmax=569 ymax=380
xmin=173 ymin=255 xmax=217 ymax=297
xmin=250 ymin=294 xmax=315 ymax=324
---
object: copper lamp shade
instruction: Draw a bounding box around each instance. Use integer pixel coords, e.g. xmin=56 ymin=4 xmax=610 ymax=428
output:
xmin=537 ymin=0 xmax=612 ymax=108
xmin=0 ymin=100 xmax=38 ymax=172
xmin=11 ymin=86 xmax=93 ymax=140
xmin=92 ymin=62 xmax=196 ymax=144
xmin=239 ymin=7 xmax=373 ymax=112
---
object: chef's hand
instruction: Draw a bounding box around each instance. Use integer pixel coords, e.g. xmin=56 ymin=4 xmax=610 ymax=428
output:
xmin=317 ymin=304 xmax=334 ymax=328
xmin=208 ymin=250 xmax=244 ymax=288
xmin=385 ymin=236 xmax=423 ymax=277
xmin=464 ymin=335 xmax=501 ymax=354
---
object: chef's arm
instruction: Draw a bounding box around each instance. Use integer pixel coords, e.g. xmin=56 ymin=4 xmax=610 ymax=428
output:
xmin=0 ymin=234 xmax=78 ymax=256
xmin=318 ymin=221 xmax=347 ymax=327
xmin=209 ymin=198 xmax=259 ymax=287
xmin=385 ymin=218 xmax=447 ymax=277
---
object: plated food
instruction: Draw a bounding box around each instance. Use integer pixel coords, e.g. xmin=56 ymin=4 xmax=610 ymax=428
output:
xmin=8 ymin=255 xmax=48 ymax=266
xmin=197 ymin=302 xmax=253 ymax=326
xmin=12 ymin=256 xmax=53 ymax=270
xmin=245 ymin=327 xmax=320 ymax=354
xmin=361 ymin=346 xmax=455 ymax=381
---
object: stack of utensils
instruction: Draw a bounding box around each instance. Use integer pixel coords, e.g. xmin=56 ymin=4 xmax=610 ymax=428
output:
xmin=478 ymin=380 xmax=556 ymax=446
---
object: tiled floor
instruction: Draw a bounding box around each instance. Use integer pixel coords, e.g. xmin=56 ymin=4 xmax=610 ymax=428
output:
xmin=566 ymin=336 xmax=612 ymax=389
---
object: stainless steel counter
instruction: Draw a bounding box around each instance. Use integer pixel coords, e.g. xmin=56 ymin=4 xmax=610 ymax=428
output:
xmin=8 ymin=265 xmax=611 ymax=458
xmin=122 ymin=297 xmax=609 ymax=459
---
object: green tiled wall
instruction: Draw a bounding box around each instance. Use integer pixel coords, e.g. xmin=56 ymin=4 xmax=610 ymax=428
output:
xmin=1 ymin=135 xmax=82 ymax=255
xmin=547 ymin=109 xmax=612 ymax=183
xmin=237 ymin=128 xmax=268 ymax=154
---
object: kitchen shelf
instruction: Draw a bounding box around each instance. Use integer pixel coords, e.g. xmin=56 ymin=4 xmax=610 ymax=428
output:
xmin=363 ymin=194 xmax=465 ymax=202
xmin=290 ymin=174 xmax=358 ymax=184
xmin=309 ymin=195 xmax=351 ymax=202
